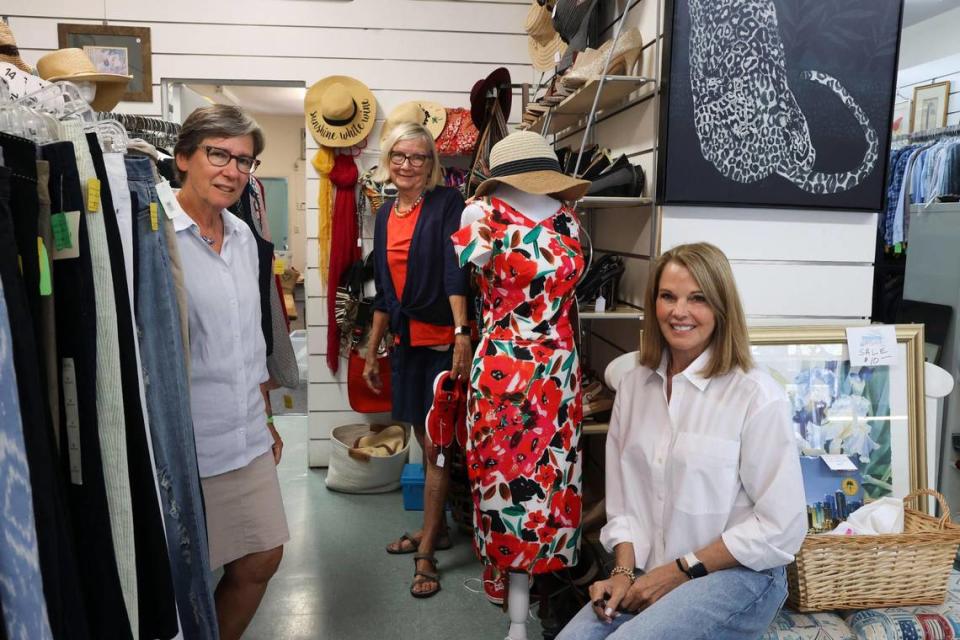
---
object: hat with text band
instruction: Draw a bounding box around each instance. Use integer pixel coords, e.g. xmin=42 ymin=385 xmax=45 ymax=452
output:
xmin=0 ymin=22 xmax=33 ymax=74
xmin=475 ymin=130 xmax=590 ymax=201
xmin=381 ymin=101 xmax=447 ymax=142
xmin=304 ymin=76 xmax=377 ymax=148
xmin=526 ymin=1 xmax=566 ymax=72
xmin=36 ymin=48 xmax=132 ymax=112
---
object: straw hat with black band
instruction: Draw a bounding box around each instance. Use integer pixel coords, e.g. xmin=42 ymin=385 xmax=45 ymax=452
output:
xmin=526 ymin=0 xmax=566 ymax=72
xmin=36 ymin=48 xmax=132 ymax=112
xmin=305 ymin=76 xmax=376 ymax=148
xmin=381 ymin=101 xmax=446 ymax=142
xmin=475 ymin=130 xmax=590 ymax=201
xmin=0 ymin=23 xmax=32 ymax=73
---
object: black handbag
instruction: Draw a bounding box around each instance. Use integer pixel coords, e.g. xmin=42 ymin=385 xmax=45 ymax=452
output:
xmin=335 ymin=252 xmax=376 ymax=350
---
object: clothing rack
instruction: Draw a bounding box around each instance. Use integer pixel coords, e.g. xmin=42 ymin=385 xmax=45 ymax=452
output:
xmin=892 ymin=123 xmax=960 ymax=146
xmin=96 ymin=112 xmax=180 ymax=150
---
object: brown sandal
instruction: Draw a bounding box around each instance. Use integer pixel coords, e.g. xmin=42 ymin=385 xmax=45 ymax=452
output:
xmin=411 ymin=554 xmax=441 ymax=598
xmin=385 ymin=530 xmax=452 ymax=554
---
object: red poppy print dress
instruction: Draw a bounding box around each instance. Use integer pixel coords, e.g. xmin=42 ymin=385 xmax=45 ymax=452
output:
xmin=451 ymin=196 xmax=584 ymax=575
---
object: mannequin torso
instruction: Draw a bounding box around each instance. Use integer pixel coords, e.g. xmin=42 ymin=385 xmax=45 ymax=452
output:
xmin=460 ymin=184 xmax=562 ymax=267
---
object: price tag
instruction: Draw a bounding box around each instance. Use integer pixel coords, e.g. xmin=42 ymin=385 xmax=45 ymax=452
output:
xmin=62 ymin=358 xmax=83 ymax=485
xmin=274 ymin=258 xmax=286 ymax=276
xmin=436 ymin=452 xmax=445 ymax=468
xmin=154 ymin=180 xmax=178 ymax=219
xmin=283 ymin=394 xmax=294 ymax=409
xmin=52 ymin=212 xmax=81 ymax=260
xmin=37 ymin=238 xmax=52 ymax=296
xmin=845 ymin=325 xmax=898 ymax=367
xmin=821 ymin=454 xmax=857 ymax=472
xmin=594 ymin=295 xmax=606 ymax=313
xmin=150 ymin=202 xmax=158 ymax=232
xmin=86 ymin=178 xmax=100 ymax=213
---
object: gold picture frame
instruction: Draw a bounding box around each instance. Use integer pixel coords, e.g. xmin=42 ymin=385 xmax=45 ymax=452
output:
xmin=910 ymin=81 xmax=951 ymax=134
xmin=749 ymin=325 xmax=927 ymax=503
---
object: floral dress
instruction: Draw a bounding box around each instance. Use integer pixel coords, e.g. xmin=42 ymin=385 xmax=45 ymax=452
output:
xmin=451 ymin=196 xmax=584 ymax=574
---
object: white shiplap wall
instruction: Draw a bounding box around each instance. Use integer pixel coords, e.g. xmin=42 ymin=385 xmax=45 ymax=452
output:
xmin=7 ymin=0 xmax=532 ymax=466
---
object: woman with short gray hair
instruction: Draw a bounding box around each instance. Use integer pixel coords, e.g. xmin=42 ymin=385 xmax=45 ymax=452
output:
xmin=168 ymin=104 xmax=288 ymax=639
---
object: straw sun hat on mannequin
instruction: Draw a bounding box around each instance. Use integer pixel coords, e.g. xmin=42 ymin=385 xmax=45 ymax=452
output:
xmin=475 ymin=130 xmax=589 ymax=201
xmin=37 ymin=48 xmax=132 ymax=112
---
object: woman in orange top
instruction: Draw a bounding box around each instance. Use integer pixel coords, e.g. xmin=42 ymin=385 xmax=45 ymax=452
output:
xmin=363 ymin=122 xmax=471 ymax=598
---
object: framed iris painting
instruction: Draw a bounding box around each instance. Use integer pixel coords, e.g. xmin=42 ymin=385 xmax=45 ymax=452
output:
xmin=656 ymin=0 xmax=905 ymax=210
xmin=749 ymin=325 xmax=926 ymax=502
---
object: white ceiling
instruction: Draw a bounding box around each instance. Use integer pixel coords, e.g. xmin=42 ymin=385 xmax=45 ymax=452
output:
xmin=903 ymin=0 xmax=960 ymax=27
xmin=186 ymin=84 xmax=307 ymax=116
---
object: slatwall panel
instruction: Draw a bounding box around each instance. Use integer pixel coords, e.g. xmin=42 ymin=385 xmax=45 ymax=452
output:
xmin=897 ymin=68 xmax=960 ymax=128
xmin=7 ymin=0 xmax=530 ymax=466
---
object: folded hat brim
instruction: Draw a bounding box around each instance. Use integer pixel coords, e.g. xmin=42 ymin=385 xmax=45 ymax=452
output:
xmin=46 ymin=71 xmax=133 ymax=84
xmin=476 ymin=169 xmax=590 ymax=202
xmin=528 ymin=33 xmax=567 ymax=72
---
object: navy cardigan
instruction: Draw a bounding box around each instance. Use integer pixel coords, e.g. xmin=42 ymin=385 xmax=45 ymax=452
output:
xmin=372 ymin=186 xmax=470 ymax=341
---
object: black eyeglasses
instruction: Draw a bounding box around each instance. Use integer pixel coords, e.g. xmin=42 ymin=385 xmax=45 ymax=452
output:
xmin=203 ymin=145 xmax=261 ymax=174
xmin=389 ymin=151 xmax=430 ymax=168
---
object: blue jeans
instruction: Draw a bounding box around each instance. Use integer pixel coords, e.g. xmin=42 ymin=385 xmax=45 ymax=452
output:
xmin=126 ymin=156 xmax=219 ymax=640
xmin=557 ymin=566 xmax=788 ymax=640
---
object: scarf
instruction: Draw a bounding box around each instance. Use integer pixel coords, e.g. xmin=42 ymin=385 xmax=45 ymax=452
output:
xmin=326 ymin=153 xmax=360 ymax=373
xmin=311 ymin=147 xmax=336 ymax=282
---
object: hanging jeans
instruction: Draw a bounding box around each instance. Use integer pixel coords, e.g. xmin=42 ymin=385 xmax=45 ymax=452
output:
xmin=0 ymin=181 xmax=54 ymax=640
xmin=0 ymin=144 xmax=90 ymax=640
xmin=86 ymin=133 xmax=178 ymax=640
xmin=126 ymin=155 xmax=219 ymax=640
xmin=42 ymin=140 xmax=133 ymax=640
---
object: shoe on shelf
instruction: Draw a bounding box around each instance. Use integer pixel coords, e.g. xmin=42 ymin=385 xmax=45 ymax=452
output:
xmin=483 ymin=564 xmax=506 ymax=605
xmin=585 ymin=154 xmax=645 ymax=198
xmin=561 ymin=27 xmax=644 ymax=89
xmin=582 ymin=381 xmax=614 ymax=417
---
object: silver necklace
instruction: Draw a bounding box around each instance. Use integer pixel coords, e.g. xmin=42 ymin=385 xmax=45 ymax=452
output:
xmin=200 ymin=233 xmax=216 ymax=246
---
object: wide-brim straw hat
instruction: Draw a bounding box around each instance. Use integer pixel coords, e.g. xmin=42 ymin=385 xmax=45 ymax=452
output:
xmin=37 ymin=48 xmax=132 ymax=112
xmin=381 ymin=100 xmax=446 ymax=142
xmin=304 ymin=75 xmax=377 ymax=148
xmin=0 ymin=23 xmax=33 ymax=74
xmin=476 ymin=130 xmax=590 ymax=201
xmin=526 ymin=1 xmax=566 ymax=72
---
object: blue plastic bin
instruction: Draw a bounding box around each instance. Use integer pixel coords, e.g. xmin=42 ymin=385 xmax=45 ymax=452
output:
xmin=401 ymin=463 xmax=425 ymax=511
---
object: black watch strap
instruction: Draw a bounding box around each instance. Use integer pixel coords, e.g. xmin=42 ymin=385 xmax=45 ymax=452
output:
xmin=454 ymin=325 xmax=471 ymax=336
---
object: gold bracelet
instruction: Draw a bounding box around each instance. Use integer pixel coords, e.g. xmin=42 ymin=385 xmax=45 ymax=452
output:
xmin=609 ymin=566 xmax=636 ymax=584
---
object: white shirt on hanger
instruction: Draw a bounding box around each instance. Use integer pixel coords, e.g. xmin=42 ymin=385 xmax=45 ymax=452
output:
xmin=601 ymin=348 xmax=807 ymax=573
xmin=166 ymin=192 xmax=271 ymax=478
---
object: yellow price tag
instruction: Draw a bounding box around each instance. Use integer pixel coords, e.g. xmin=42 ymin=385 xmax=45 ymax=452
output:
xmin=273 ymin=258 xmax=285 ymax=276
xmin=150 ymin=202 xmax=158 ymax=232
xmin=283 ymin=394 xmax=294 ymax=409
xmin=86 ymin=178 xmax=101 ymax=213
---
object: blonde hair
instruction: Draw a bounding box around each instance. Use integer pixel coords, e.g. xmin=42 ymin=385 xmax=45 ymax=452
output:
xmin=640 ymin=242 xmax=753 ymax=377
xmin=374 ymin=122 xmax=442 ymax=190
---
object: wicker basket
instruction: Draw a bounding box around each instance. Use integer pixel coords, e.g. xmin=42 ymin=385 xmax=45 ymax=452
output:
xmin=787 ymin=489 xmax=960 ymax=611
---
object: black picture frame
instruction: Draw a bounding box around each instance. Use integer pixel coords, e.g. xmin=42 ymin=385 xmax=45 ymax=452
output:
xmin=656 ymin=0 xmax=905 ymax=212
xmin=57 ymin=23 xmax=152 ymax=103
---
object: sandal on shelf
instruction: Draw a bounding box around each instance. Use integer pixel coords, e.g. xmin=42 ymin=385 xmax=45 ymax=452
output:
xmin=411 ymin=554 xmax=441 ymax=599
xmin=385 ymin=530 xmax=452 ymax=554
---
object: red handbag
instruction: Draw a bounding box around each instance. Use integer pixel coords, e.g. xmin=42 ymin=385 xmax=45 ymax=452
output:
xmin=436 ymin=107 xmax=479 ymax=156
xmin=347 ymin=349 xmax=392 ymax=414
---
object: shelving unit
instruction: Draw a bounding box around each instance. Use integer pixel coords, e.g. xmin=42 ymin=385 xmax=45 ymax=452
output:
xmin=583 ymin=422 xmax=610 ymax=436
xmin=579 ymin=308 xmax=643 ymax=320
xmin=578 ymin=195 xmax=652 ymax=209
xmin=522 ymin=75 xmax=654 ymax=136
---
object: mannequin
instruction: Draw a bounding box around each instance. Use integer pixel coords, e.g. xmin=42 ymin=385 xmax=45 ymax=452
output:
xmin=461 ymin=182 xmax=560 ymax=640
xmin=74 ymin=80 xmax=97 ymax=104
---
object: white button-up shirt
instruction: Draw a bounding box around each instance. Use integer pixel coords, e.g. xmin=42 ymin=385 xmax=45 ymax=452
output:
xmin=600 ymin=348 xmax=807 ymax=572
xmin=171 ymin=199 xmax=271 ymax=478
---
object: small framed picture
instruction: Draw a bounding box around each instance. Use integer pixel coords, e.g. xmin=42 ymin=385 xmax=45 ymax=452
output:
xmin=911 ymin=81 xmax=951 ymax=133
xmin=57 ymin=23 xmax=152 ymax=103
xmin=891 ymin=101 xmax=911 ymax=136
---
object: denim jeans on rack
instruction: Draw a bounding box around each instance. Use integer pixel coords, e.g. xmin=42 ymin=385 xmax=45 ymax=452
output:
xmin=126 ymin=155 xmax=219 ymax=640
xmin=42 ymin=140 xmax=133 ymax=640
xmin=86 ymin=133 xmax=178 ymax=640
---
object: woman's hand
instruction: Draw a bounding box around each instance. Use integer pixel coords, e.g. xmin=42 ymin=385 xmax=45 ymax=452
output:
xmin=588 ymin=575 xmax=633 ymax=623
xmin=268 ymin=421 xmax=283 ymax=465
xmin=619 ymin=562 xmax=688 ymax=613
xmin=363 ymin=354 xmax=383 ymax=393
xmin=451 ymin=334 xmax=472 ymax=380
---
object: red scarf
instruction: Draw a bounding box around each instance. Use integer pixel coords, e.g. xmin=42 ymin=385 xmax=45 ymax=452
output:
xmin=326 ymin=153 xmax=360 ymax=373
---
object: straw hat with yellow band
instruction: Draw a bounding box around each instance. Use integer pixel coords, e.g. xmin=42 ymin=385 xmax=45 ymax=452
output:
xmin=526 ymin=1 xmax=566 ymax=72
xmin=36 ymin=48 xmax=132 ymax=112
xmin=381 ymin=101 xmax=446 ymax=142
xmin=476 ymin=130 xmax=590 ymax=201
xmin=0 ymin=22 xmax=33 ymax=74
xmin=304 ymin=76 xmax=376 ymax=148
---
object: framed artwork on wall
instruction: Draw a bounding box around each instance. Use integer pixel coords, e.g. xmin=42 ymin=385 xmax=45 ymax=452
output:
xmin=892 ymin=101 xmax=911 ymax=136
xmin=749 ymin=325 xmax=927 ymax=502
xmin=910 ymin=81 xmax=951 ymax=134
xmin=656 ymin=0 xmax=905 ymax=211
xmin=57 ymin=23 xmax=152 ymax=102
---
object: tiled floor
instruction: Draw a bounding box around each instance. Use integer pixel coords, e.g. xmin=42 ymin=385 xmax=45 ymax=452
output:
xmin=243 ymin=415 xmax=544 ymax=640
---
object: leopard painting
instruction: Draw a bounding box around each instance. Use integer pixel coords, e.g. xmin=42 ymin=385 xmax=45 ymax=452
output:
xmin=688 ymin=0 xmax=879 ymax=195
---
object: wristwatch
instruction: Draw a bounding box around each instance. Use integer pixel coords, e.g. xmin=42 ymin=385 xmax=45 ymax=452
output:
xmin=454 ymin=325 xmax=471 ymax=336
xmin=681 ymin=552 xmax=709 ymax=579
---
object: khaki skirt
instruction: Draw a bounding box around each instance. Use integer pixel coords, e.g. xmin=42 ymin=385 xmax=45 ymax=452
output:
xmin=201 ymin=450 xmax=290 ymax=569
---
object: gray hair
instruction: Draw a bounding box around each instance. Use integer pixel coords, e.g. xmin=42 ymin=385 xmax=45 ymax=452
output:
xmin=174 ymin=104 xmax=265 ymax=181
xmin=374 ymin=122 xmax=442 ymax=190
